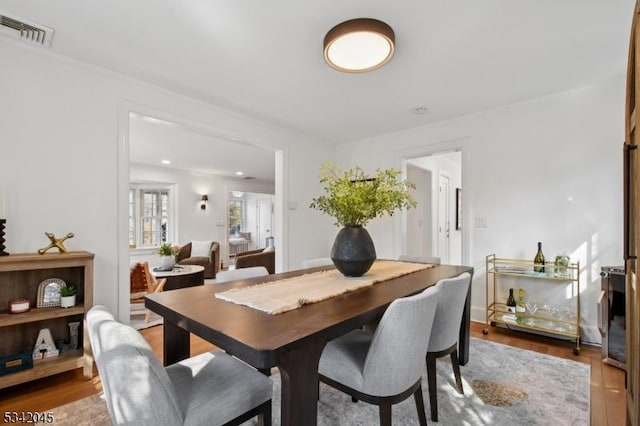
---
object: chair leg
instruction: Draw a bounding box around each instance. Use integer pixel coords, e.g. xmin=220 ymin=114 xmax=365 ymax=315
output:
xmin=426 ymin=353 xmax=438 ymax=422
xmin=233 ymin=399 xmax=271 ymax=426
xmin=413 ymin=384 xmax=428 ymax=426
xmin=256 ymin=400 xmax=271 ymax=426
xmin=379 ymin=401 xmax=392 ymax=426
xmin=450 ymin=349 xmax=464 ymax=394
xmin=259 ymin=368 xmax=271 ymax=377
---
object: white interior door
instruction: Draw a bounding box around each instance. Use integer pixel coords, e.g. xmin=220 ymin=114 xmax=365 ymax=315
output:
xmin=438 ymin=172 xmax=451 ymax=264
xmin=256 ymin=198 xmax=273 ymax=248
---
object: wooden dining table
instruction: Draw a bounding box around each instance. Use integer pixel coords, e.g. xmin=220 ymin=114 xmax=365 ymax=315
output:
xmin=145 ymin=262 xmax=474 ymax=426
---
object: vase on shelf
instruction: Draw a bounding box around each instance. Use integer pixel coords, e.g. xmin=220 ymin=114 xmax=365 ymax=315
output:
xmin=60 ymin=295 xmax=76 ymax=308
xmin=159 ymin=255 xmax=175 ymax=271
xmin=330 ymin=225 xmax=376 ymax=277
xmin=554 ymin=252 xmax=570 ymax=278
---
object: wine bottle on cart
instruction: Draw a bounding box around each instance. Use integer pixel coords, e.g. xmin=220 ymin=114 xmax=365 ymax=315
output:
xmin=534 ymin=241 xmax=545 ymax=273
xmin=506 ymin=288 xmax=516 ymax=314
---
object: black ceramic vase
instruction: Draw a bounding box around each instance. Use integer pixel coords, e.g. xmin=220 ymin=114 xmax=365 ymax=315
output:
xmin=331 ymin=225 xmax=376 ymax=277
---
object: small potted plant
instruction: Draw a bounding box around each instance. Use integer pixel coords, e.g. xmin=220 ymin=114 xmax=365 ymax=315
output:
xmin=157 ymin=243 xmax=180 ymax=270
xmin=310 ymin=162 xmax=416 ymax=276
xmin=60 ymin=285 xmax=77 ymax=308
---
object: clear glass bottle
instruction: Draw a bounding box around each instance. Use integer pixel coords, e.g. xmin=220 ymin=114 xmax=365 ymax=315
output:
xmin=554 ymin=251 xmax=570 ymax=278
xmin=516 ymin=288 xmax=526 ymax=323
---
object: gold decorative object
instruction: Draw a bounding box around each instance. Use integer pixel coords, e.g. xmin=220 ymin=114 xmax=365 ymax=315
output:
xmin=38 ymin=232 xmax=75 ymax=254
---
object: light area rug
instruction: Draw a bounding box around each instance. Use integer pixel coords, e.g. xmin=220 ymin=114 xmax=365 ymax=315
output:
xmin=49 ymin=338 xmax=589 ymax=425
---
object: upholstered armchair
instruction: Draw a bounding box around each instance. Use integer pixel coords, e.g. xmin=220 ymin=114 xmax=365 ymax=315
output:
xmin=176 ymin=241 xmax=220 ymax=279
xmin=235 ymin=247 xmax=275 ymax=274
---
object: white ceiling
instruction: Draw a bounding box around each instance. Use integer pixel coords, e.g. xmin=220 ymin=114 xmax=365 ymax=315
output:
xmin=1 ymin=1 xmax=634 ymax=177
xmin=129 ymin=113 xmax=276 ymax=182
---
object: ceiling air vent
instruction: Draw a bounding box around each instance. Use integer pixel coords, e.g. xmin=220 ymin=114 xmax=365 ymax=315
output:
xmin=0 ymin=13 xmax=54 ymax=46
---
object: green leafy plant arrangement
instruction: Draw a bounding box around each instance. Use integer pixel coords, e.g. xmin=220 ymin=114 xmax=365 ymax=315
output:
xmin=310 ymin=163 xmax=417 ymax=227
xmin=157 ymin=243 xmax=179 ymax=257
xmin=60 ymin=285 xmax=76 ymax=297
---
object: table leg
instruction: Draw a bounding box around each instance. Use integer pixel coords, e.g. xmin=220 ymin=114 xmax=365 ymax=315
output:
xmin=458 ymin=270 xmax=474 ymax=366
xmin=278 ymin=338 xmax=327 ymax=426
xmin=163 ymin=320 xmax=190 ymax=366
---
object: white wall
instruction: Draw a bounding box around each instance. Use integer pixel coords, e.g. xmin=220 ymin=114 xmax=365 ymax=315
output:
xmin=1 ymin=37 xmax=622 ymax=343
xmin=336 ymin=77 xmax=625 ymax=344
xmin=405 ymin=165 xmax=429 ymax=257
xmin=0 ymin=39 xmax=335 ymax=321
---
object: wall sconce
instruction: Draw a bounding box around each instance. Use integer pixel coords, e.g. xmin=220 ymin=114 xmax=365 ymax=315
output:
xmin=200 ymin=194 xmax=208 ymax=210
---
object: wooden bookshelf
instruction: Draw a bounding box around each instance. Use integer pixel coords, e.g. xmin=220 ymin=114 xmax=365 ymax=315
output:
xmin=0 ymin=251 xmax=94 ymax=389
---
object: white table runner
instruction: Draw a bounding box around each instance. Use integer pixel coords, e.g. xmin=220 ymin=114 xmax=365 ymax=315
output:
xmin=215 ymin=260 xmax=434 ymax=314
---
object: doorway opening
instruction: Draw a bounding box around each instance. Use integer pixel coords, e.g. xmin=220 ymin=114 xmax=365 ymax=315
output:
xmin=404 ymin=151 xmax=462 ymax=265
xmin=227 ymin=191 xmax=274 ymax=268
xmin=118 ymin=107 xmax=283 ymax=323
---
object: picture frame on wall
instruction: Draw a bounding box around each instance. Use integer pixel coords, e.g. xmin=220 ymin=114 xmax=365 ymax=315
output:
xmin=455 ymin=188 xmax=462 ymax=230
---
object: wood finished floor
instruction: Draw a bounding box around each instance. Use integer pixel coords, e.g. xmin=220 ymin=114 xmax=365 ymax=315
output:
xmin=0 ymin=321 xmax=625 ymax=425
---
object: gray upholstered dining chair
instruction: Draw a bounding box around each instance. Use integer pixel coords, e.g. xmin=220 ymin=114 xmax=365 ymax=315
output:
xmin=87 ymin=305 xmax=273 ymax=426
xmin=398 ymin=254 xmax=441 ymax=265
xmin=301 ymin=257 xmax=333 ymax=268
xmin=214 ymin=266 xmax=268 ymax=283
xmin=425 ymin=272 xmax=472 ymax=422
xmin=318 ymin=286 xmax=439 ymax=426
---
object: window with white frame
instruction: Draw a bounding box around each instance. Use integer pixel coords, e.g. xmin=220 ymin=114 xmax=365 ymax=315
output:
xmin=129 ymin=185 xmax=174 ymax=248
xmin=128 ymin=189 xmax=136 ymax=247
xmin=228 ymin=200 xmax=244 ymax=236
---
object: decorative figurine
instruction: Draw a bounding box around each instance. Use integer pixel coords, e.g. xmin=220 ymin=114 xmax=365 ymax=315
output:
xmin=38 ymin=232 xmax=74 ymax=254
xmin=57 ymin=321 xmax=80 ymax=353
xmin=32 ymin=328 xmax=59 ymax=359
xmin=0 ymin=219 xmax=8 ymax=256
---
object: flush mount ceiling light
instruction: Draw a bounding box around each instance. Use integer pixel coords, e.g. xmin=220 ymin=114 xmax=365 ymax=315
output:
xmin=323 ymin=18 xmax=395 ymax=73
